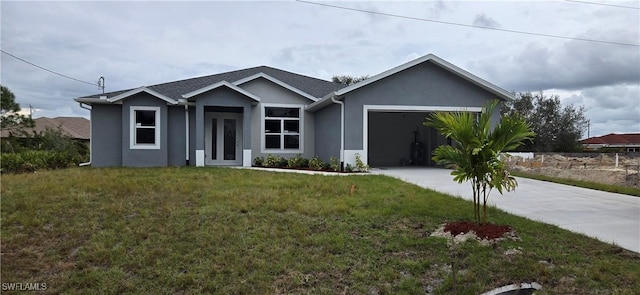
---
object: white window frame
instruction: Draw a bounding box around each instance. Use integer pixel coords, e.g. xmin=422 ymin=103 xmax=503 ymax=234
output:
xmin=130 ymin=106 xmax=161 ymax=150
xmin=261 ymin=103 xmax=304 ymax=153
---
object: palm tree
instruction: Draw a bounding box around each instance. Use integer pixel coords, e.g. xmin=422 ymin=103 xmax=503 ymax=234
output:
xmin=425 ymin=99 xmax=535 ymax=224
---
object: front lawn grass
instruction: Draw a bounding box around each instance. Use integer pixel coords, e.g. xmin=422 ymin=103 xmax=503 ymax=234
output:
xmin=2 ymin=167 xmax=639 ymax=294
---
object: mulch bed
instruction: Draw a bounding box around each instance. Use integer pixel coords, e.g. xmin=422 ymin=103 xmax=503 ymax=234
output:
xmin=444 ymin=221 xmax=512 ymax=240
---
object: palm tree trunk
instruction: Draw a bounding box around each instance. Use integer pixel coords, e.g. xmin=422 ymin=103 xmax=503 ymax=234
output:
xmin=482 ymin=184 xmax=488 ymax=224
xmin=473 ymin=181 xmax=481 ymax=224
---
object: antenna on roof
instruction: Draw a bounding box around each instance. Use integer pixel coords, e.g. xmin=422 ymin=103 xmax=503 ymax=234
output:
xmin=97 ymin=76 xmax=105 ymax=93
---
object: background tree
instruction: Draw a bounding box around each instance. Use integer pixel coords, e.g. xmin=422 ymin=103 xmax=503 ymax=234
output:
xmin=501 ymin=91 xmax=588 ymax=152
xmin=332 ymin=75 xmax=369 ymax=86
xmin=426 ymin=100 xmax=535 ymax=225
xmin=1 ymin=85 xmax=33 ymax=128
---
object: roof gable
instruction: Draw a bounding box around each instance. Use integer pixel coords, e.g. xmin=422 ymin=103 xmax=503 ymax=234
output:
xmin=182 ymin=81 xmax=261 ymax=102
xmin=335 ymin=54 xmax=514 ymax=100
xmin=108 ymin=87 xmax=178 ymax=104
xmin=307 ymin=53 xmax=514 ymax=112
xmin=233 ymin=73 xmax=318 ymax=102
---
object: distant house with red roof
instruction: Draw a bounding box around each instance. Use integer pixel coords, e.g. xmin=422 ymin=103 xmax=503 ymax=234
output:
xmin=581 ymin=133 xmax=640 ymax=152
xmin=0 ymin=117 xmax=90 ymax=145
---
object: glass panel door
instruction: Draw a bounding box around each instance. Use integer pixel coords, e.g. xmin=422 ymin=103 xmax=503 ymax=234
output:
xmin=223 ymin=119 xmax=236 ymax=161
xmin=205 ymin=112 xmax=242 ymax=166
xmin=211 ymin=118 xmax=217 ymax=160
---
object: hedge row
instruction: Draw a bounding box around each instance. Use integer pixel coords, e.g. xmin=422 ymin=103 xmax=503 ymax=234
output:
xmin=253 ymin=154 xmax=369 ymax=172
xmin=0 ymin=150 xmax=87 ymax=174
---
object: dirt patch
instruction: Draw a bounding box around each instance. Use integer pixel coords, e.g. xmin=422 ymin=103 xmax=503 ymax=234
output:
xmin=444 ymin=221 xmax=512 ymax=240
xmin=504 ymin=153 xmax=640 ymax=188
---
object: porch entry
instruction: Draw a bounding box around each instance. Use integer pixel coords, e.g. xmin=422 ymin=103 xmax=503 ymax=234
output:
xmin=204 ymin=112 xmax=243 ymax=166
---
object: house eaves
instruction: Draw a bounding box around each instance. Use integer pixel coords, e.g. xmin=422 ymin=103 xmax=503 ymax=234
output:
xmin=74 ymin=97 xmax=114 ymax=104
xmin=232 ymin=73 xmax=319 ymax=102
xmin=108 ymin=86 xmax=179 ymax=105
xmin=306 ymin=92 xmax=337 ymax=112
xmin=182 ymin=81 xmax=261 ymax=102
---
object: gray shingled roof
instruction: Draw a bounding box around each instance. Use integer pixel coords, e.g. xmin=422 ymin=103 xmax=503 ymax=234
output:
xmin=80 ymin=66 xmax=346 ymax=100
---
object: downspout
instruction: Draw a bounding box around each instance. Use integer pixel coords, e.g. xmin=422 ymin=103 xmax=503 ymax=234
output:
xmin=184 ymin=103 xmax=190 ymax=166
xmin=78 ymin=102 xmax=92 ymax=167
xmin=331 ymin=95 xmax=345 ymax=171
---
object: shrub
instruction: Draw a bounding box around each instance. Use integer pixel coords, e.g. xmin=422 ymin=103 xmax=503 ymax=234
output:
xmin=265 ymin=154 xmax=278 ymax=167
xmin=278 ymin=156 xmax=289 ymax=167
xmin=0 ymin=150 xmax=81 ymax=174
xmin=265 ymin=154 xmax=286 ymax=168
xmin=329 ymin=156 xmax=340 ymax=172
xmin=0 ymin=127 xmax=89 ymax=173
xmin=253 ymin=157 xmax=265 ymax=167
xmin=345 ymin=163 xmax=354 ymax=173
xmin=308 ymin=156 xmax=325 ymax=170
xmin=287 ymin=154 xmax=308 ymax=169
xmin=354 ymin=153 xmax=369 ymax=172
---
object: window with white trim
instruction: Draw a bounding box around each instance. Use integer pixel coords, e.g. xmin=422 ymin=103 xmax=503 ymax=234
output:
xmin=263 ymin=105 xmax=302 ymax=152
xmin=130 ymin=106 xmax=160 ymax=149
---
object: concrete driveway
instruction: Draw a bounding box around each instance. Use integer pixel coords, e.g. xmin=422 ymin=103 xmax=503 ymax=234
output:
xmin=371 ymin=167 xmax=640 ymax=253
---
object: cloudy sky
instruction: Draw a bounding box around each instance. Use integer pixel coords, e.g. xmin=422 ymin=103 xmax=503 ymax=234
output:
xmin=1 ymin=0 xmax=638 ymax=138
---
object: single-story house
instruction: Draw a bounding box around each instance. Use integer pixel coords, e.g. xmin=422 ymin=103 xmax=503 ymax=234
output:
xmin=0 ymin=116 xmax=90 ymax=145
xmin=74 ymin=53 xmax=513 ymax=168
xmin=581 ymin=133 xmax=640 ymax=152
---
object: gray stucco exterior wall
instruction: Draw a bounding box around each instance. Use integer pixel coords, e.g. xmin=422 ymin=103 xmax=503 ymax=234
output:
xmin=188 ymin=107 xmax=196 ymax=166
xmin=240 ymin=78 xmax=308 ymax=104
xmin=342 ymin=61 xmax=501 ymax=150
xmin=313 ymin=103 xmax=341 ymax=162
xmin=90 ymin=104 xmax=122 ymax=167
xmin=167 ymin=106 xmax=186 ymax=166
xmin=121 ymin=93 xmax=169 ymax=167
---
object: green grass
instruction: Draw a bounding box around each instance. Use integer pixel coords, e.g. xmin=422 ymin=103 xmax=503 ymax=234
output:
xmin=2 ymin=167 xmax=639 ymax=294
xmin=512 ymin=170 xmax=640 ymax=197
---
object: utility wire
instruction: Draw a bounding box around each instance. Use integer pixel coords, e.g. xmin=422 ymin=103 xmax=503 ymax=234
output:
xmin=296 ymin=0 xmax=640 ymax=47
xmin=564 ymin=0 xmax=640 ymax=10
xmin=1 ymin=49 xmax=98 ymax=87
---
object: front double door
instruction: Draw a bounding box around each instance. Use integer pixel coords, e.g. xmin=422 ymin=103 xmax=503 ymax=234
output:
xmin=205 ymin=112 xmax=243 ymax=166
